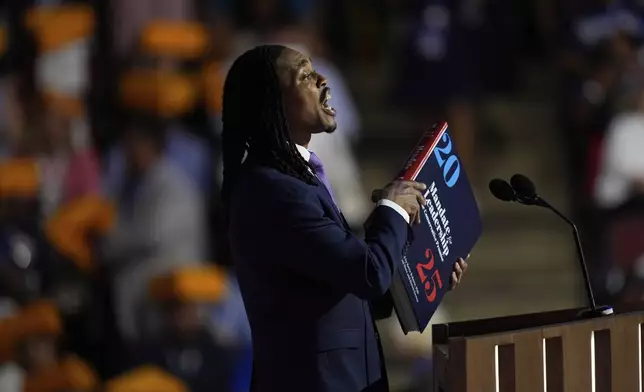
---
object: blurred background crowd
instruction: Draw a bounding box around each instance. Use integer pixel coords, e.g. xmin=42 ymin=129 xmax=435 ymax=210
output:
xmin=0 ymin=0 xmax=644 ymax=391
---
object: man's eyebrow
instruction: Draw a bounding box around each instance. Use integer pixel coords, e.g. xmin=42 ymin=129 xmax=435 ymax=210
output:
xmin=297 ymin=58 xmax=311 ymax=68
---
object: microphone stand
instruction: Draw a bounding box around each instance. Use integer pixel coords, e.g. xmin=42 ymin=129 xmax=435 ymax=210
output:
xmin=534 ymin=197 xmax=613 ymax=317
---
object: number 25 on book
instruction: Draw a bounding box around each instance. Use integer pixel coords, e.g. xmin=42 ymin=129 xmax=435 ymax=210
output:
xmin=416 ymin=248 xmax=443 ymax=303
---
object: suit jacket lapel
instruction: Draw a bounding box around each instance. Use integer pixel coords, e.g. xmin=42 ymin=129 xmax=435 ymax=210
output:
xmin=313 ymin=177 xmax=351 ymax=230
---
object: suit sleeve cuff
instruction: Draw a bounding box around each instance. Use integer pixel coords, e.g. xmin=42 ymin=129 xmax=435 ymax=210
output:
xmin=376 ymin=199 xmax=410 ymax=225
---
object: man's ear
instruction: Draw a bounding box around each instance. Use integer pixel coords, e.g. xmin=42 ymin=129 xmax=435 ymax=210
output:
xmin=274 ymin=68 xmax=292 ymax=90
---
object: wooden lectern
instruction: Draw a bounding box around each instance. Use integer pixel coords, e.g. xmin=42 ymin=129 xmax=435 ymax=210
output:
xmin=432 ymin=304 xmax=644 ymax=392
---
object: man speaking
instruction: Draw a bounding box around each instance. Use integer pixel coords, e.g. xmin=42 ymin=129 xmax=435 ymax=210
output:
xmin=222 ymin=45 xmax=467 ymax=392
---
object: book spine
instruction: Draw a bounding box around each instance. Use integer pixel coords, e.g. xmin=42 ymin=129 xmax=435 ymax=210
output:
xmin=398 ymin=122 xmax=448 ymax=181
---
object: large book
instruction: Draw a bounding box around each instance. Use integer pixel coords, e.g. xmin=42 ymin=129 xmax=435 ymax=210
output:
xmin=391 ymin=122 xmax=483 ymax=334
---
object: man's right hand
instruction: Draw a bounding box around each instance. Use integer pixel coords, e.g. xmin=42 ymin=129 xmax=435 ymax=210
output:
xmin=371 ymin=180 xmax=427 ymax=224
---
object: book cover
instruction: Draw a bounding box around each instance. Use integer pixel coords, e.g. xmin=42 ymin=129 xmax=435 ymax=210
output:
xmin=394 ymin=122 xmax=482 ymax=333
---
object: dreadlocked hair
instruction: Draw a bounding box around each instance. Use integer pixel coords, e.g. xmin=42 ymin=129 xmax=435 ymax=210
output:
xmin=221 ymin=45 xmax=316 ymax=204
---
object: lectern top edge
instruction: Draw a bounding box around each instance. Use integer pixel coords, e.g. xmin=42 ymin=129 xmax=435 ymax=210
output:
xmin=432 ymin=302 xmax=642 ymax=344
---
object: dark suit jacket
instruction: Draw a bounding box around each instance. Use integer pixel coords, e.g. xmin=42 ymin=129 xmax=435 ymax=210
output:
xmin=229 ymin=165 xmax=409 ymax=392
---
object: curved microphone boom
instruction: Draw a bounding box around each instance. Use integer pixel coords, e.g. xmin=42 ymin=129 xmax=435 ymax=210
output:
xmin=489 ymin=174 xmax=613 ymax=318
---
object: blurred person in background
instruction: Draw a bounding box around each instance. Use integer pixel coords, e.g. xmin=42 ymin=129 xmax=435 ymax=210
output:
xmin=554 ymin=6 xmax=644 ymax=293
xmin=104 ymin=114 xmax=213 ymax=197
xmin=593 ymin=80 xmax=644 ymax=303
xmin=206 ymin=274 xmax=252 ymax=392
xmin=556 ymin=0 xmax=644 ymax=210
xmin=0 ymin=208 xmax=45 ymax=309
xmin=0 ymin=159 xmax=55 ymax=308
xmin=568 ymin=44 xmax=620 ymax=205
xmin=21 ymin=2 xmax=102 ymax=216
xmin=595 ymin=83 xmax=644 ymax=209
xmin=0 ymin=77 xmax=26 ymax=159
xmin=0 ymin=360 xmax=21 ymax=392
xmin=101 ymin=113 xmax=206 ymax=346
xmin=136 ymin=268 xmax=235 ymax=392
xmin=105 ymin=21 xmax=213 ymax=196
xmin=557 ymin=0 xmax=644 ymax=81
xmin=0 ymin=302 xmax=62 ymax=392
xmin=17 ymin=330 xmax=59 ymax=376
xmin=31 ymin=99 xmax=100 ymax=217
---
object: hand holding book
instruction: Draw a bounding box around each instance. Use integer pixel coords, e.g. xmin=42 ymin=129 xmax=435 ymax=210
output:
xmin=450 ymin=256 xmax=468 ymax=290
xmin=370 ymin=180 xmax=428 ymax=225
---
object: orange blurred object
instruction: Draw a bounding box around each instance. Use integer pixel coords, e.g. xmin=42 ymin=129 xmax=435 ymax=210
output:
xmin=24 ymin=355 xmax=98 ymax=392
xmin=0 ymin=26 xmax=6 ymax=56
xmin=0 ymin=319 xmax=17 ymax=362
xmin=0 ymin=159 xmax=40 ymax=199
xmin=45 ymin=196 xmax=115 ymax=271
xmin=121 ymin=69 xmax=198 ymax=117
xmin=149 ymin=266 xmax=228 ymax=303
xmin=203 ymin=61 xmax=224 ymax=115
xmin=43 ymin=90 xmax=84 ymax=119
xmin=25 ymin=5 xmax=95 ymax=53
xmin=0 ymin=301 xmax=62 ymax=362
xmin=19 ymin=300 xmax=63 ymax=337
xmin=140 ymin=21 xmax=210 ymax=59
xmin=105 ymin=366 xmax=188 ymax=392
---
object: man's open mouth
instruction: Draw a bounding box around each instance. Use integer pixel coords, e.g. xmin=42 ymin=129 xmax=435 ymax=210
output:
xmin=321 ymin=87 xmax=336 ymax=116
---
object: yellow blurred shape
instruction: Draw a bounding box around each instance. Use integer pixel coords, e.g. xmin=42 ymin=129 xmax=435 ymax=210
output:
xmin=24 ymin=355 xmax=98 ymax=392
xmin=105 ymin=366 xmax=188 ymax=392
xmin=45 ymin=196 xmax=115 ymax=271
xmin=43 ymin=90 xmax=84 ymax=119
xmin=149 ymin=266 xmax=228 ymax=303
xmin=19 ymin=300 xmax=62 ymax=336
xmin=203 ymin=61 xmax=224 ymax=115
xmin=25 ymin=5 xmax=95 ymax=53
xmin=121 ymin=69 xmax=198 ymax=118
xmin=0 ymin=300 xmax=62 ymax=362
xmin=140 ymin=21 xmax=210 ymax=59
xmin=0 ymin=159 xmax=40 ymax=199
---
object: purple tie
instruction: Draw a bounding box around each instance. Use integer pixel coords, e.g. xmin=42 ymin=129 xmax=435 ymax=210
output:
xmin=308 ymin=151 xmax=336 ymax=203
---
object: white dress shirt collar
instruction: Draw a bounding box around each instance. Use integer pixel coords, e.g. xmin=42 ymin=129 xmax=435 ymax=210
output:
xmin=295 ymin=144 xmax=311 ymax=162
xmin=295 ymin=143 xmax=410 ymax=224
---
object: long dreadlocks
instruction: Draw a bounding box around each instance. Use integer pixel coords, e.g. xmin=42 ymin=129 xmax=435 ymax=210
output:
xmin=221 ymin=45 xmax=316 ymax=205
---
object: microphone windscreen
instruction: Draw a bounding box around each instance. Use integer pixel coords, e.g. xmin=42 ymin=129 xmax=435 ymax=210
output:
xmin=488 ymin=179 xmax=516 ymax=202
xmin=510 ymin=174 xmax=537 ymax=198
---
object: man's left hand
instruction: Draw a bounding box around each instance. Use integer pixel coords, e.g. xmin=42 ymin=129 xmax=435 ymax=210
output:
xmin=450 ymin=255 xmax=469 ymax=290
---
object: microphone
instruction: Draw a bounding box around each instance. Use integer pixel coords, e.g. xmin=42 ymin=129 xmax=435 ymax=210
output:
xmin=488 ymin=179 xmax=516 ymax=202
xmin=487 ymin=178 xmax=539 ymax=206
xmin=509 ymin=174 xmax=549 ymax=208
xmin=489 ymin=174 xmax=613 ymax=318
